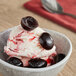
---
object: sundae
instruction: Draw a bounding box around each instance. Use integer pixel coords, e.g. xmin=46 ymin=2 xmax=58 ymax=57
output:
xmin=4 ymin=16 xmax=65 ymax=68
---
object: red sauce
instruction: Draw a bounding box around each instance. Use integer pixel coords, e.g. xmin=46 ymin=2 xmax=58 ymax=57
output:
xmin=51 ymin=53 xmax=56 ymax=57
xmin=29 ymin=36 xmax=36 ymax=41
xmin=46 ymin=58 xmax=51 ymax=64
xmin=16 ymin=31 xmax=24 ymax=38
xmin=8 ymin=39 xmax=17 ymax=44
xmin=16 ymin=39 xmax=24 ymax=42
xmin=32 ymin=55 xmax=37 ymax=58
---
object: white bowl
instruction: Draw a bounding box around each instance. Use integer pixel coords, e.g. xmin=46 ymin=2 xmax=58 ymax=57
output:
xmin=0 ymin=28 xmax=72 ymax=76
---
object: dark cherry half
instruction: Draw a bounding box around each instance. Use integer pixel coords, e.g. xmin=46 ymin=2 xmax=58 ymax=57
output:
xmin=54 ymin=53 xmax=65 ymax=63
xmin=21 ymin=16 xmax=38 ymax=31
xmin=7 ymin=57 xmax=23 ymax=67
xmin=39 ymin=32 xmax=54 ymax=50
xmin=28 ymin=58 xmax=47 ymax=68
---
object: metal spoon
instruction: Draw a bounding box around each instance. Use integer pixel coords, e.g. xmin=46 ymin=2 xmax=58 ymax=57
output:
xmin=41 ymin=0 xmax=76 ymax=18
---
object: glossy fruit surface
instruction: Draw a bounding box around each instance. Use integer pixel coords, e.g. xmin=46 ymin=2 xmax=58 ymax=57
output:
xmin=39 ymin=32 xmax=54 ymax=50
xmin=28 ymin=58 xmax=47 ymax=68
xmin=7 ymin=57 xmax=23 ymax=67
xmin=54 ymin=53 xmax=65 ymax=63
xmin=21 ymin=16 xmax=38 ymax=31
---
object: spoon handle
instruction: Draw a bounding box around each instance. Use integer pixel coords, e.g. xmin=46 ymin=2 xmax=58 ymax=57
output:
xmin=57 ymin=11 xmax=76 ymax=19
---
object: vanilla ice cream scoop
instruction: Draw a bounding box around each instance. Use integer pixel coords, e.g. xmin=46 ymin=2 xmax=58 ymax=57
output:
xmin=4 ymin=16 xmax=56 ymax=67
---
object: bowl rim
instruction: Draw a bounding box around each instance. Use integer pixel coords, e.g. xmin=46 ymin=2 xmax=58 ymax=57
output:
xmin=0 ymin=29 xmax=72 ymax=72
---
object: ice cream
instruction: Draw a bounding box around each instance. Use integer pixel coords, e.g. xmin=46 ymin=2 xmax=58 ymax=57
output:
xmin=4 ymin=16 xmax=57 ymax=67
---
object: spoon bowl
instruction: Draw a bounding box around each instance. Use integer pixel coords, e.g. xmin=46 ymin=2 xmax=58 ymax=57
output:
xmin=41 ymin=0 xmax=63 ymax=13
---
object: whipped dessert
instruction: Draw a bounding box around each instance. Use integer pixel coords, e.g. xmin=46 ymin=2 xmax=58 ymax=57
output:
xmin=4 ymin=16 xmax=65 ymax=68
